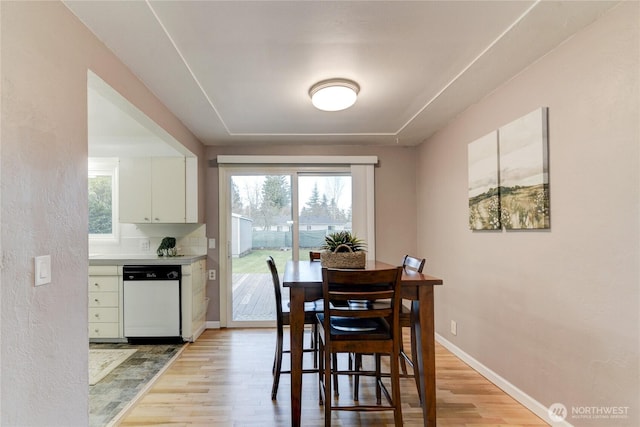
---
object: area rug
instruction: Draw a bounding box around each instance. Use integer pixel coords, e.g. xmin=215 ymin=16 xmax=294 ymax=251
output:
xmin=89 ymin=349 xmax=137 ymax=385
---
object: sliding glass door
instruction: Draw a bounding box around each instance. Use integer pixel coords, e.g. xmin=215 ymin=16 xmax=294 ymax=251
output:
xmin=220 ymin=167 xmax=353 ymax=327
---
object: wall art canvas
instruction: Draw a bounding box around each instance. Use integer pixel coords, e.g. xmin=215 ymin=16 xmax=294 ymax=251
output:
xmin=498 ymin=107 xmax=550 ymax=229
xmin=468 ymin=131 xmax=500 ymax=230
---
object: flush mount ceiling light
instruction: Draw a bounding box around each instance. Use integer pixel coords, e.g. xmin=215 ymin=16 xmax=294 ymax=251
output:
xmin=309 ymin=78 xmax=360 ymax=112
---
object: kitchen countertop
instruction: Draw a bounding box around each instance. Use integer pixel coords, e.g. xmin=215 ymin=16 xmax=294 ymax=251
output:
xmin=89 ymin=254 xmax=206 ymax=266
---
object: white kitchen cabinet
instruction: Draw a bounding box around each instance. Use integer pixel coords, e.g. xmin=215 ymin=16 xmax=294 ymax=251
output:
xmin=88 ymin=265 xmax=122 ymax=341
xmin=119 ymin=157 xmax=190 ymax=223
xmin=181 ymin=259 xmax=207 ymax=342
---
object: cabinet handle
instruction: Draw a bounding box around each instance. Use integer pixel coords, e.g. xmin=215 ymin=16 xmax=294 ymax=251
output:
xmin=94 ymin=313 xmax=100 ymax=318
xmin=93 ymin=283 xmax=99 ymax=288
xmin=94 ymin=298 xmax=100 ymax=303
xmin=154 ymin=218 xmax=160 ymax=221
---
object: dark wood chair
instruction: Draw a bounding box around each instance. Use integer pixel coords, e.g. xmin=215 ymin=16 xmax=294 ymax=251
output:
xmin=309 ymin=251 xmax=322 ymax=261
xmin=267 ymin=256 xmax=320 ymax=400
xmin=399 ymin=254 xmax=426 ymax=399
xmin=317 ymin=267 xmax=404 ymax=426
xmin=351 ymin=254 xmax=426 ymax=401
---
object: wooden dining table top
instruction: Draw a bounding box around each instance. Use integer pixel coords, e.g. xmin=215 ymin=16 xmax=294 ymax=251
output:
xmin=282 ymin=259 xmax=443 ymax=296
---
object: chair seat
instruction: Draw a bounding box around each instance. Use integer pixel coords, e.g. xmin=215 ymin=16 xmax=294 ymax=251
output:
xmin=282 ymin=300 xmax=324 ymax=324
xmin=317 ymin=314 xmax=391 ymax=340
xmin=285 ymin=300 xmax=324 ymax=311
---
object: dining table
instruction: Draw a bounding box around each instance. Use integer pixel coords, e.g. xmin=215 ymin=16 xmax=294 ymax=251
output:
xmin=282 ymin=259 xmax=444 ymax=426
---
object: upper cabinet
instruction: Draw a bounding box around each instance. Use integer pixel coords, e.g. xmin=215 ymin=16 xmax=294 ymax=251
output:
xmin=119 ymin=157 xmax=197 ymax=223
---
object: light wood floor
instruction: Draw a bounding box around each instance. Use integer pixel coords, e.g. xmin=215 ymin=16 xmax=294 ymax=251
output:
xmin=117 ymin=328 xmax=547 ymax=426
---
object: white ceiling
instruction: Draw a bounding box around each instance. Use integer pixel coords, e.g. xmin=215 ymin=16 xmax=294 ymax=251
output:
xmin=68 ymin=0 xmax=618 ymax=148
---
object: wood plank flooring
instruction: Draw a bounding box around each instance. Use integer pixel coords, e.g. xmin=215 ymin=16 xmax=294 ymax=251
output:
xmin=117 ymin=328 xmax=547 ymax=426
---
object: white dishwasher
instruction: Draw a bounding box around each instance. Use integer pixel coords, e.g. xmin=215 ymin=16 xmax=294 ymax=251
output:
xmin=123 ymin=265 xmax=182 ymax=341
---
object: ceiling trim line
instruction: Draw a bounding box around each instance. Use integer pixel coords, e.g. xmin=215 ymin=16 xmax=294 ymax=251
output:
xmin=227 ymin=132 xmax=397 ymax=137
xmin=395 ymin=0 xmax=542 ymax=135
xmin=145 ymin=0 xmax=232 ymax=135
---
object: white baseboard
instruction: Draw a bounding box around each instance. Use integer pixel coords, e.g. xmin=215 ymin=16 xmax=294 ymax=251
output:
xmin=435 ymin=333 xmax=573 ymax=426
xmin=205 ymin=321 xmax=221 ymax=329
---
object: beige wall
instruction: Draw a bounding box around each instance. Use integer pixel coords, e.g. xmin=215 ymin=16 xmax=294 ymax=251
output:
xmin=0 ymin=2 xmax=204 ymax=424
xmin=204 ymin=144 xmax=419 ymax=321
xmin=417 ymin=2 xmax=639 ymax=425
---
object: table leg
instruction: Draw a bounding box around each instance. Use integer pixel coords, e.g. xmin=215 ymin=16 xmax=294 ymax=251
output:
xmin=290 ymin=287 xmax=305 ymax=427
xmin=412 ymin=285 xmax=436 ymax=426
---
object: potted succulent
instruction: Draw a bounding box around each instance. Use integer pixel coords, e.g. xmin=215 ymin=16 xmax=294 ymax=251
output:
xmin=320 ymin=230 xmax=367 ymax=268
xmin=157 ymin=236 xmax=177 ymax=257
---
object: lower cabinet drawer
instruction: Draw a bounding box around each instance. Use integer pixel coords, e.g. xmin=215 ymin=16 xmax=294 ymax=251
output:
xmin=88 ymin=276 xmax=118 ymax=292
xmin=89 ymin=307 xmax=119 ymax=323
xmin=89 ymin=322 xmax=119 ymax=338
xmin=89 ymin=292 xmax=118 ymax=307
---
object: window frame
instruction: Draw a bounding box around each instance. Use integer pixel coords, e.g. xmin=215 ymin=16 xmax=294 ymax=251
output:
xmin=217 ymin=155 xmax=378 ymax=328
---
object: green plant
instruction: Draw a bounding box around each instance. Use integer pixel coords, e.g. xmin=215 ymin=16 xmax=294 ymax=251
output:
xmin=321 ymin=231 xmax=366 ymax=252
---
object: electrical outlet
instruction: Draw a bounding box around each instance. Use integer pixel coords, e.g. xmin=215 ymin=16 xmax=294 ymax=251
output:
xmin=140 ymin=239 xmax=150 ymax=251
xmin=208 ymin=238 xmax=216 ymax=249
xmin=208 ymin=269 xmax=216 ymax=280
xmin=450 ymin=320 xmax=457 ymax=336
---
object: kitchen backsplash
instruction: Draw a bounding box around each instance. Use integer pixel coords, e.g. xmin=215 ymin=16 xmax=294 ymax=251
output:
xmin=89 ymin=223 xmax=207 ymax=256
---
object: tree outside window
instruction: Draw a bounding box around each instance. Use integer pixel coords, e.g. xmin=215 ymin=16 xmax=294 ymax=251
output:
xmin=89 ymin=174 xmax=113 ymax=234
xmin=88 ymin=158 xmax=118 ymax=239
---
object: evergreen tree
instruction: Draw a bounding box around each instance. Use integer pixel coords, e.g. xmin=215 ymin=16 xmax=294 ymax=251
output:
xmin=259 ymin=175 xmax=290 ymax=230
xmin=262 ymin=176 xmax=290 ymax=209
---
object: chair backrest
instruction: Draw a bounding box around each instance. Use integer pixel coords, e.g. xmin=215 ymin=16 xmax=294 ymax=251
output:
xmin=321 ymin=267 xmax=403 ymax=334
xmin=266 ymin=256 xmax=284 ymax=327
xmin=309 ymin=251 xmax=322 ymax=261
xmin=402 ymin=255 xmax=425 ymax=273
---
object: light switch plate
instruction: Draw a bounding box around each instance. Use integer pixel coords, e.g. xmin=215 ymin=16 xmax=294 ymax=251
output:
xmin=208 ymin=238 xmax=216 ymax=249
xmin=35 ymin=255 xmax=51 ymax=286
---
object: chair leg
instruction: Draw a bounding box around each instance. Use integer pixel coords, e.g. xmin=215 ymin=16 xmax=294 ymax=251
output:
xmin=332 ymin=354 xmax=339 ymax=396
xmin=410 ymin=322 xmax=421 ymax=402
xmin=390 ymin=348 xmax=404 ymax=426
xmin=324 ymin=346 xmax=333 ymax=426
xmin=318 ymin=338 xmax=324 ymax=406
xmin=375 ymin=353 xmax=382 ymax=405
xmin=353 ymin=353 xmax=362 ymax=401
xmin=313 ymin=324 xmax=319 ymax=368
xmin=271 ymin=329 xmax=284 ymax=400
xmin=399 ymin=338 xmax=408 ymax=375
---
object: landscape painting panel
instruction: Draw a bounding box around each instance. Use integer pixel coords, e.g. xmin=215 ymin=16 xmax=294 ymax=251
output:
xmin=468 ymin=131 xmax=500 ymax=230
xmin=498 ymin=107 xmax=550 ymax=229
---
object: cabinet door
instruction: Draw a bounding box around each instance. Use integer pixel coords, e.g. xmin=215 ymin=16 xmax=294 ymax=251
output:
xmin=119 ymin=158 xmax=152 ymax=223
xmin=151 ymin=157 xmax=185 ymax=223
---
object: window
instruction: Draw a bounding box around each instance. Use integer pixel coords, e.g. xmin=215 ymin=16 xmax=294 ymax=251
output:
xmin=88 ymin=158 xmax=119 ymax=240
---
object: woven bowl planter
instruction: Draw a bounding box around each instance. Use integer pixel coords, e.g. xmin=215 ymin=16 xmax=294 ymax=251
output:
xmin=320 ymin=244 xmax=366 ymax=269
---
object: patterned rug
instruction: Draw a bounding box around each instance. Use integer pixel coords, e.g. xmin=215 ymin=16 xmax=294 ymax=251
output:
xmin=89 ymin=349 xmax=137 ymax=385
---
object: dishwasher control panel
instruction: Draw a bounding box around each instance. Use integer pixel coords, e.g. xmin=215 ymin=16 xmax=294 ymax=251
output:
xmin=123 ymin=265 xmax=181 ymax=281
